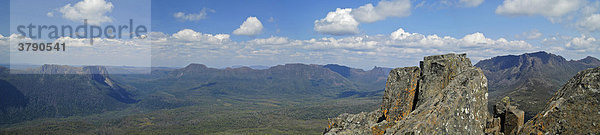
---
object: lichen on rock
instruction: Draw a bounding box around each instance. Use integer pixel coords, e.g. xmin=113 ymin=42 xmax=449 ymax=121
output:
xmin=324 ymin=53 xmax=489 ymax=134
xmin=520 ymin=67 xmax=600 ymax=134
xmin=323 ymin=54 xmax=600 ymax=135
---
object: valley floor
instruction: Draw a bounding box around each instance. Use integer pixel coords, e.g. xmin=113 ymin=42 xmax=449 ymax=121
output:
xmin=0 ymin=98 xmax=378 ymax=134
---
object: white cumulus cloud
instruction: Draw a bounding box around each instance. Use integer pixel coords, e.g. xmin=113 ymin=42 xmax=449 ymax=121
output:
xmin=59 ymin=0 xmax=114 ymax=25
xmin=459 ymin=0 xmax=485 ymax=7
xmin=314 ymin=0 xmax=413 ymax=35
xmin=390 ymin=28 xmax=423 ymax=41
xmin=515 ymin=29 xmax=543 ymax=39
xmin=233 ymin=17 xmax=263 ymax=36
xmin=314 ymin=8 xmax=359 ymax=35
xmin=174 ymin=8 xmax=215 ymax=21
xmin=247 ymin=36 xmax=290 ymax=45
xmin=303 ymin=36 xmax=379 ymax=50
xmin=577 ymin=14 xmax=600 ymax=32
xmin=351 ymin=0 xmax=412 ymax=23
xmin=566 ymin=35 xmax=597 ymax=50
xmin=172 ymin=29 xmax=231 ymax=45
xmin=496 ymin=0 xmax=582 ymax=18
xmin=147 ymin=28 xmax=549 ymax=69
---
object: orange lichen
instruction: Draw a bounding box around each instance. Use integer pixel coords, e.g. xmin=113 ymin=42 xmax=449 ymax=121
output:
xmin=372 ymin=126 xmax=385 ymax=135
xmin=372 ymin=123 xmax=394 ymax=135
xmin=540 ymin=121 xmax=545 ymax=130
xmin=327 ymin=119 xmax=332 ymax=129
xmin=384 ymin=109 xmax=389 ymax=121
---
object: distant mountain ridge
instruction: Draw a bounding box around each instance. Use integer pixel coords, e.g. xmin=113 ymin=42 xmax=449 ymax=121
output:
xmin=475 ymin=51 xmax=600 ymax=120
xmin=166 ymin=63 xmax=390 ymax=97
xmin=99 ymin=63 xmax=392 ymax=111
xmin=0 ymin=65 xmax=138 ymax=124
xmin=2 ymin=52 xmax=599 ymax=134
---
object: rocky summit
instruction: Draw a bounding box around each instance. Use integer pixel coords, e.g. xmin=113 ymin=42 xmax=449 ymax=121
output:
xmin=520 ymin=67 xmax=600 ymax=134
xmin=324 ymin=53 xmax=600 ymax=135
xmin=324 ymin=53 xmax=489 ymax=134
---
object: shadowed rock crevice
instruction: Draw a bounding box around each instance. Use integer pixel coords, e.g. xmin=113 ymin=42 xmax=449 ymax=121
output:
xmin=486 ymin=96 xmax=525 ymax=135
xmin=411 ymin=78 xmax=419 ymax=112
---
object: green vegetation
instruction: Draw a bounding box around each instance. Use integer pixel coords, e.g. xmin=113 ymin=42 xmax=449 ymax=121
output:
xmin=0 ymin=64 xmax=389 ymax=134
xmin=1 ymin=98 xmax=379 ymax=134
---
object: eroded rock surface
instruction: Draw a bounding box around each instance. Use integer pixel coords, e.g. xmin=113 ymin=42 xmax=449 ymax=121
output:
xmin=325 ymin=54 xmax=600 ymax=135
xmin=324 ymin=53 xmax=489 ymax=134
xmin=381 ymin=67 xmax=420 ymax=122
xmin=520 ymin=67 xmax=600 ymax=134
xmin=488 ymin=96 xmax=524 ymax=135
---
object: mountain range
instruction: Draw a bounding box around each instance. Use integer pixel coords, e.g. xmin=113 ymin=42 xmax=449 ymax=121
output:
xmin=475 ymin=51 xmax=600 ymax=120
xmin=0 ymin=51 xmax=598 ymax=134
xmin=0 ymin=63 xmax=391 ymax=127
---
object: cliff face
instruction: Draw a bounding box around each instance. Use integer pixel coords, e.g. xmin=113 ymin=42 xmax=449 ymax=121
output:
xmin=325 ymin=53 xmax=489 ymax=134
xmin=520 ymin=67 xmax=600 ymax=134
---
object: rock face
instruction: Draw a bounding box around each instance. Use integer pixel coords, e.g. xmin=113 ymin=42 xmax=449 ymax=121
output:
xmin=381 ymin=67 xmax=419 ymax=122
xmin=417 ymin=54 xmax=473 ymax=107
xmin=324 ymin=53 xmax=489 ymax=134
xmin=488 ymin=96 xmax=524 ymax=135
xmin=520 ymin=67 xmax=600 ymax=134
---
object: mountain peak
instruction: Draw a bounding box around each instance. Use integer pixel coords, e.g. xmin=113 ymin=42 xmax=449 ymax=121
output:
xmin=184 ymin=63 xmax=208 ymax=69
xmin=82 ymin=66 xmax=109 ymax=75
xmin=523 ymin=51 xmax=565 ymax=62
xmin=577 ymin=56 xmax=600 ymax=65
xmin=323 ymin=64 xmax=351 ymax=77
xmin=475 ymin=51 xmax=568 ymax=72
xmin=527 ymin=51 xmax=548 ymax=55
xmin=37 ymin=64 xmax=82 ymax=74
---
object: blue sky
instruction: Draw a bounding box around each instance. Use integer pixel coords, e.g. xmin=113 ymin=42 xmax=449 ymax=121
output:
xmin=151 ymin=0 xmax=553 ymax=40
xmin=151 ymin=0 xmax=575 ymax=40
xmin=2 ymin=0 xmax=600 ymax=69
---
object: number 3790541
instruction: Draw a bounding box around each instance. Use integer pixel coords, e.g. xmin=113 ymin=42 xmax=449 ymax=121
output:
xmin=18 ymin=43 xmax=65 ymax=51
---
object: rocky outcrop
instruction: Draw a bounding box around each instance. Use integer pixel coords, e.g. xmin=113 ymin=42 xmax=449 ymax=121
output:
xmin=416 ymin=53 xmax=473 ymax=107
xmin=520 ymin=67 xmax=600 ymax=134
xmin=487 ymin=96 xmax=524 ymax=135
xmin=324 ymin=53 xmax=489 ymax=134
xmin=325 ymin=53 xmax=600 ymax=135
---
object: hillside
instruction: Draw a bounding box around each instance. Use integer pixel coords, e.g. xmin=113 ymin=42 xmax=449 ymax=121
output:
xmin=0 ymin=65 xmax=138 ymax=124
xmin=0 ymin=63 xmax=390 ymax=134
xmin=474 ymin=51 xmax=600 ymax=120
